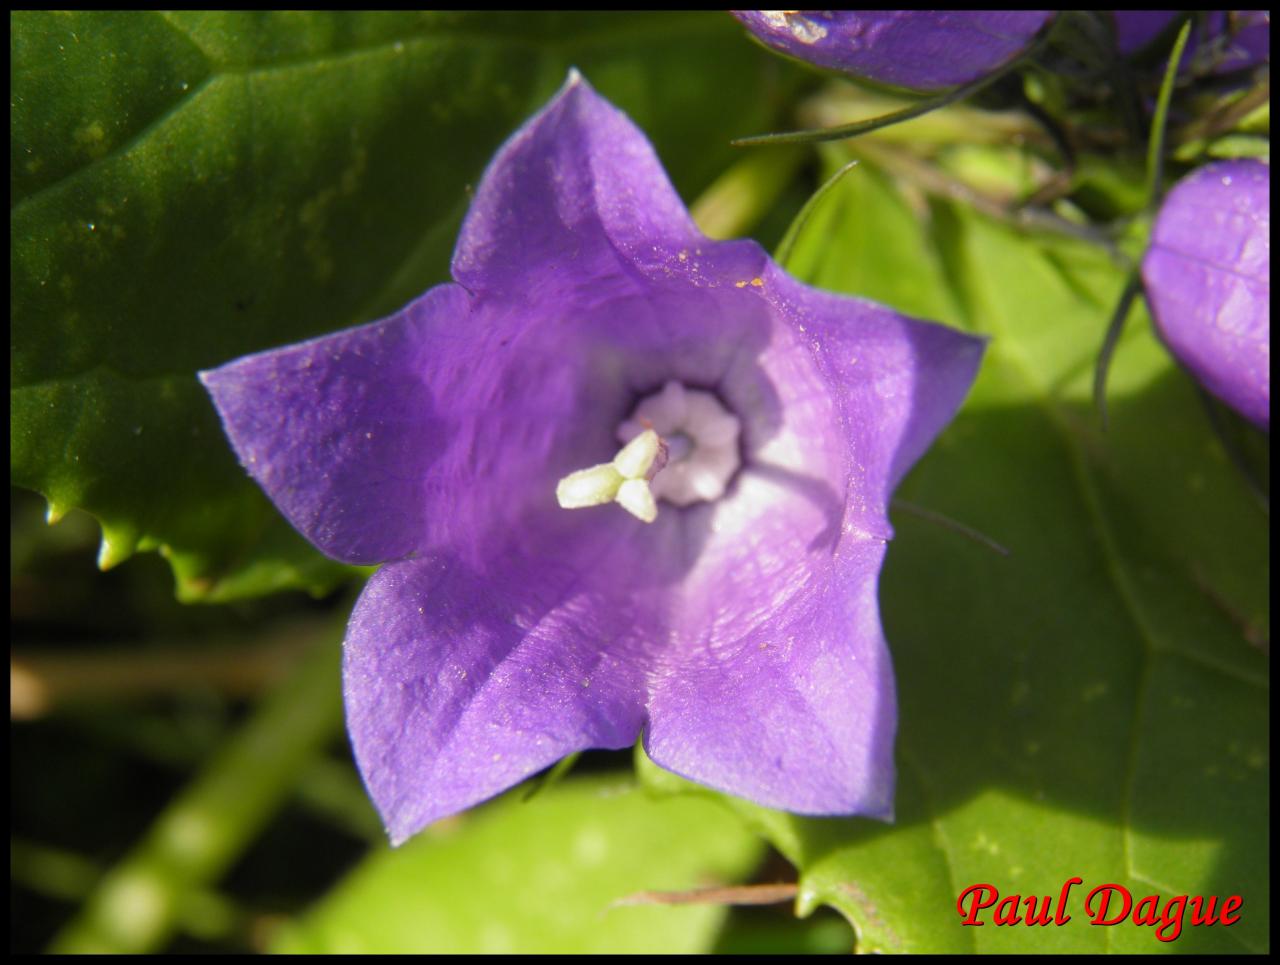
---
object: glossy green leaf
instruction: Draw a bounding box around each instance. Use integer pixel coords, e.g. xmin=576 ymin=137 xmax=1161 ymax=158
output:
xmin=779 ymin=152 xmax=961 ymax=322
xmin=645 ymin=155 xmax=1269 ymax=952
xmin=272 ymin=775 xmax=765 ymax=954
xmin=11 ymin=10 xmax=795 ymax=601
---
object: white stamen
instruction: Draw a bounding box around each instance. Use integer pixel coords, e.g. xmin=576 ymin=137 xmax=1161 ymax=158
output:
xmin=556 ymin=428 xmax=667 ymax=523
xmin=615 ymin=479 xmax=658 ymax=523
xmin=613 ymin=429 xmax=662 ymax=479
xmin=617 ymin=381 xmax=741 ymax=508
xmin=557 ymin=382 xmax=742 ymax=522
xmin=556 ymin=464 xmax=624 ymax=509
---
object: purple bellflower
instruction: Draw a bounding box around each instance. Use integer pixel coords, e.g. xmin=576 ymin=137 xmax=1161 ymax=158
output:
xmin=1142 ymin=158 xmax=1270 ymax=429
xmin=1114 ymin=11 xmax=1270 ymax=75
xmin=731 ymin=11 xmax=1053 ymax=91
xmin=200 ymin=73 xmax=985 ymax=845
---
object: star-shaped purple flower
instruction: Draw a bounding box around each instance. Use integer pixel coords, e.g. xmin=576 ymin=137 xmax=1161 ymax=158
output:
xmin=1142 ymin=158 xmax=1270 ymax=429
xmin=200 ymin=73 xmax=985 ymax=845
xmin=731 ymin=11 xmax=1053 ymax=91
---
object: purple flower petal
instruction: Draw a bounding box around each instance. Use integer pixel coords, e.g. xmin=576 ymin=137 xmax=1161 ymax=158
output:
xmin=647 ymin=537 xmax=897 ymax=816
xmin=345 ymin=519 xmax=654 ymax=844
xmin=1114 ymin=11 xmax=1270 ymax=75
xmin=453 ymin=68 xmax=761 ymax=294
xmin=199 ymin=286 xmax=470 ymax=565
xmin=203 ymin=73 xmax=987 ymax=842
xmin=644 ymin=272 xmax=984 ymax=816
xmin=200 ymin=276 xmax=627 ymax=568
xmin=1142 ymin=159 xmax=1270 ymax=428
xmin=732 ymin=11 xmax=1052 ymax=91
xmin=761 ymin=266 xmax=989 ymax=510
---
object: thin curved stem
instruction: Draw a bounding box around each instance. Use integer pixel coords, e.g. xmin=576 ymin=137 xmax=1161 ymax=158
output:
xmin=890 ymin=498 xmax=1010 ymax=557
xmin=1012 ymin=89 xmax=1077 ymax=209
xmin=613 ymin=882 xmax=799 ymax=908
xmin=1093 ymin=271 xmax=1144 ymax=431
xmin=851 ymin=137 xmax=1121 ymax=254
xmin=1144 ymin=19 xmax=1194 ymax=210
xmin=1172 ymin=79 xmax=1270 ymax=147
xmin=773 ymin=159 xmax=859 ymax=269
xmin=1196 ymin=387 xmax=1270 ymax=516
xmin=733 ymin=32 xmax=1049 ymax=148
xmin=521 ymin=751 xmax=582 ymax=802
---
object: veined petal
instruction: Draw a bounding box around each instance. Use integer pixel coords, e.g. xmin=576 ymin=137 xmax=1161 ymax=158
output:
xmin=201 ymin=278 xmax=663 ymax=567
xmin=646 ymin=538 xmax=896 ymax=817
xmin=1142 ymin=159 xmax=1270 ymax=428
xmin=762 ymin=265 xmax=988 ymax=519
xmin=452 ymin=71 xmax=761 ymax=294
xmin=641 ymin=279 xmax=983 ymax=816
xmin=345 ymin=516 xmax=660 ymax=845
xmin=199 ymin=285 xmax=471 ymax=565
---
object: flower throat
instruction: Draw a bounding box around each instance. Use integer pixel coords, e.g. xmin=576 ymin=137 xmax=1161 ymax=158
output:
xmin=555 ymin=380 xmax=741 ymax=522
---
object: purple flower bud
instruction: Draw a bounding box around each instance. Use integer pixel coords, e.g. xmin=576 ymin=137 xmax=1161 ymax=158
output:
xmin=732 ymin=11 xmax=1053 ymax=91
xmin=1113 ymin=11 xmax=1270 ymax=75
xmin=200 ymin=73 xmax=985 ymax=844
xmin=1142 ymin=159 xmax=1270 ymax=428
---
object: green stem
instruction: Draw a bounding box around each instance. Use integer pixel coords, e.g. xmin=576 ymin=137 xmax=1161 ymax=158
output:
xmin=1092 ymin=270 xmax=1144 ymax=430
xmin=773 ymin=159 xmax=859 ymax=269
xmin=1172 ymin=79 xmax=1271 ymax=147
xmin=1011 ymin=88 xmax=1077 ymax=209
xmin=732 ymin=34 xmax=1047 ymax=148
xmin=48 ymin=631 xmax=345 ymax=954
xmin=11 ymin=839 xmax=101 ymax=903
xmin=13 ymin=839 xmax=248 ymax=945
xmin=852 ymin=137 xmax=1120 ymax=254
xmin=890 ymin=498 xmax=1010 ymax=557
xmin=1196 ymin=387 xmax=1270 ymax=517
xmin=1144 ymin=19 xmax=1193 ymax=210
xmin=521 ymin=751 xmax=582 ymax=802
xmin=11 ymin=617 xmax=328 ymax=717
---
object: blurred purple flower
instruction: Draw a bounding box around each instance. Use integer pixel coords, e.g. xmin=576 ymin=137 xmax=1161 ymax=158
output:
xmin=200 ymin=73 xmax=984 ymax=844
xmin=1114 ymin=11 xmax=1270 ymax=75
xmin=1142 ymin=159 xmax=1270 ymax=428
xmin=732 ymin=11 xmax=1052 ymax=91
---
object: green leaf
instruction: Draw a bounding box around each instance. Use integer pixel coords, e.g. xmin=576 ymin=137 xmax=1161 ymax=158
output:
xmin=271 ymin=774 xmax=764 ymax=954
xmin=11 ymin=10 xmax=795 ymax=601
xmin=781 ymin=152 xmax=962 ymax=322
xmin=649 ymin=156 xmax=1269 ymax=952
